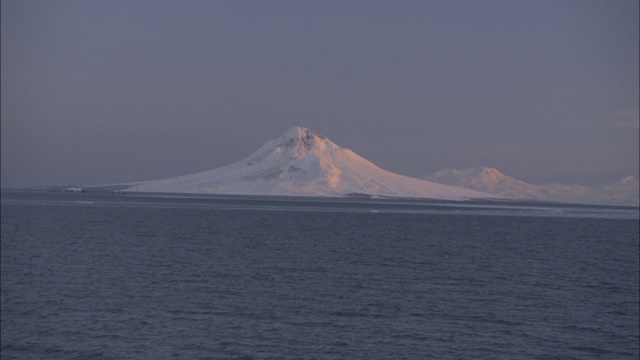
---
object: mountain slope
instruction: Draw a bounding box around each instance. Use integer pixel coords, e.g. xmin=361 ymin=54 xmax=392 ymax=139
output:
xmin=424 ymin=166 xmax=639 ymax=206
xmin=124 ymin=127 xmax=500 ymax=200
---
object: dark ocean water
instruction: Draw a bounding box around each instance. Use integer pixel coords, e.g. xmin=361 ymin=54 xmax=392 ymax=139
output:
xmin=1 ymin=190 xmax=638 ymax=359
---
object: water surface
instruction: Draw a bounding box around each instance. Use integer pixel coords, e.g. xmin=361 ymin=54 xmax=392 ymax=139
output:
xmin=2 ymin=190 xmax=638 ymax=359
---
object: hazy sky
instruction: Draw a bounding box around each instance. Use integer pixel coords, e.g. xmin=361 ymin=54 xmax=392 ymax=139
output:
xmin=2 ymin=0 xmax=638 ymax=188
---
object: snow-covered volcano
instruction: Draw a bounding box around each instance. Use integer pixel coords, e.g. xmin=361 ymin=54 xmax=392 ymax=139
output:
xmin=124 ymin=126 xmax=500 ymax=200
xmin=425 ymin=166 xmax=639 ymax=206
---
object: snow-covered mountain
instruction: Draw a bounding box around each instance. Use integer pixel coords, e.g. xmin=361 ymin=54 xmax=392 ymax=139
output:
xmin=123 ymin=127 xmax=500 ymax=201
xmin=424 ymin=166 xmax=639 ymax=206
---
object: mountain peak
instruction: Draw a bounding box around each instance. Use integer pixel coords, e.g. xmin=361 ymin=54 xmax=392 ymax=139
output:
xmin=477 ymin=166 xmax=500 ymax=174
xmin=241 ymin=126 xmax=339 ymax=167
xmin=283 ymin=126 xmax=313 ymax=138
xmin=279 ymin=126 xmax=328 ymax=151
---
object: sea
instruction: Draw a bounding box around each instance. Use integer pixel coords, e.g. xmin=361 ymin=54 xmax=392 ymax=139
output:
xmin=1 ymin=189 xmax=638 ymax=359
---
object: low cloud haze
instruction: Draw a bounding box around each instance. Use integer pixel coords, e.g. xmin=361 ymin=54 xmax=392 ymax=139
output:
xmin=2 ymin=0 xmax=638 ymax=187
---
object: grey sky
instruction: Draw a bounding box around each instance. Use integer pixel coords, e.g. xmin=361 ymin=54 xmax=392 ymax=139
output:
xmin=2 ymin=0 xmax=638 ymax=188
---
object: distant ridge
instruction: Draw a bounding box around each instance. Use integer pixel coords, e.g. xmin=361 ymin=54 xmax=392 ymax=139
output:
xmin=121 ymin=126 xmax=501 ymax=201
xmin=424 ymin=166 xmax=639 ymax=207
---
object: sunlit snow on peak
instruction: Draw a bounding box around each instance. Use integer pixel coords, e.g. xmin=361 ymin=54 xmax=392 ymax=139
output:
xmin=246 ymin=126 xmax=339 ymax=164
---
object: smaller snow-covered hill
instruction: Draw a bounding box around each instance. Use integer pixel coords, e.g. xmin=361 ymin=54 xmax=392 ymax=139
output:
xmin=424 ymin=166 xmax=639 ymax=207
xmin=123 ymin=127 xmax=500 ymax=201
